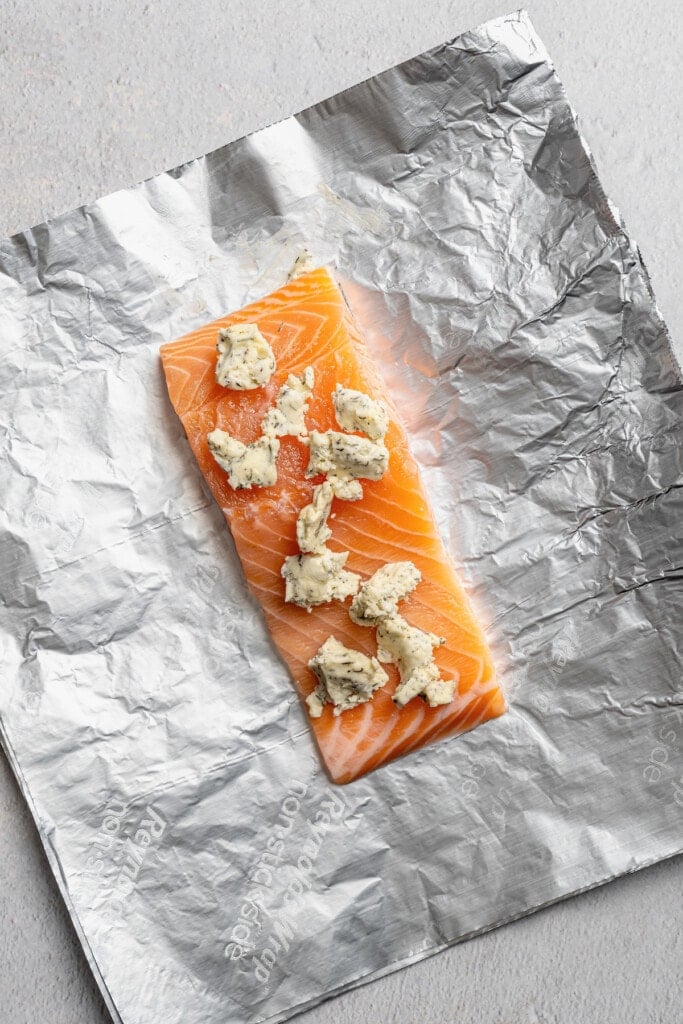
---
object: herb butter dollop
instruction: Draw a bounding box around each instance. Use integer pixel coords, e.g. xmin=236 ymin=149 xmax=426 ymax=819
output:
xmin=306 ymin=429 xmax=389 ymax=481
xmin=207 ymin=430 xmax=279 ymax=489
xmin=349 ymin=561 xmax=421 ymax=626
xmin=306 ymin=636 xmax=389 ymax=717
xmin=296 ymin=482 xmax=334 ymax=555
xmin=296 ymin=477 xmax=363 ymax=554
xmin=377 ymin=614 xmax=456 ymax=708
xmin=332 ymin=384 xmax=389 ymax=441
xmin=215 ymin=323 xmax=275 ymax=390
xmin=281 ymin=549 xmax=361 ymax=610
xmin=261 ymin=367 xmax=314 ymax=439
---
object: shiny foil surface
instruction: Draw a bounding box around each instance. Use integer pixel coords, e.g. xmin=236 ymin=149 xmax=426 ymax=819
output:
xmin=1 ymin=11 xmax=681 ymax=1024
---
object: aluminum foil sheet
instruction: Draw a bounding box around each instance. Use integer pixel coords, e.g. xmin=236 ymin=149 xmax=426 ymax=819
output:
xmin=1 ymin=11 xmax=681 ymax=1024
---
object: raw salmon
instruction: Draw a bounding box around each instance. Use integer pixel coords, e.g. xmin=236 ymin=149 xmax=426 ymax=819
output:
xmin=160 ymin=267 xmax=506 ymax=783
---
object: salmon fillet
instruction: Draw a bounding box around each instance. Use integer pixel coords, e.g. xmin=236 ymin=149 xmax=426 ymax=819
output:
xmin=160 ymin=267 xmax=506 ymax=783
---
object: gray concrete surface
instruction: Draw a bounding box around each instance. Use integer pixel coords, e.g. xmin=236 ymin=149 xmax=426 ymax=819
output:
xmin=0 ymin=2 xmax=681 ymax=1022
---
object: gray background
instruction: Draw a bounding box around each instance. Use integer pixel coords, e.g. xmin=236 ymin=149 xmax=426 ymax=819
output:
xmin=0 ymin=2 xmax=681 ymax=1023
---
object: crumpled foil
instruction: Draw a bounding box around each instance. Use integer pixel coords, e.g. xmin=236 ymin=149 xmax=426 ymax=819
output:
xmin=1 ymin=10 xmax=681 ymax=1024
